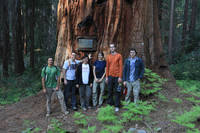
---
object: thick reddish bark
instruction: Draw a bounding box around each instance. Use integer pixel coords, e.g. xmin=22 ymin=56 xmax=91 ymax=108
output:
xmin=55 ymin=0 xmax=167 ymax=70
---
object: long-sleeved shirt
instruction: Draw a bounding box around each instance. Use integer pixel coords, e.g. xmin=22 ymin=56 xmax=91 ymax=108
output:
xmin=106 ymin=53 xmax=123 ymax=78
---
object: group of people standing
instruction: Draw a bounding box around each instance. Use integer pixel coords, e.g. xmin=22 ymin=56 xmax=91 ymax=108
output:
xmin=41 ymin=43 xmax=144 ymax=117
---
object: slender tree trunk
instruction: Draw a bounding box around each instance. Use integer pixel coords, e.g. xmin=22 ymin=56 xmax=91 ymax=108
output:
xmin=189 ymin=0 xmax=197 ymax=33
xmin=14 ymin=0 xmax=25 ymax=74
xmin=168 ymin=0 xmax=175 ymax=63
xmin=2 ymin=0 xmax=9 ymax=77
xmin=181 ymin=0 xmax=189 ymax=54
xmin=30 ymin=0 xmax=35 ymax=70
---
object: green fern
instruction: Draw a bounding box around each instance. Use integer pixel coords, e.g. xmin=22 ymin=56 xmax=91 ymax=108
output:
xmin=172 ymin=106 xmax=200 ymax=132
xmin=97 ymin=105 xmax=117 ymax=124
xmin=73 ymin=112 xmax=88 ymax=127
xmin=141 ymin=68 xmax=166 ymax=95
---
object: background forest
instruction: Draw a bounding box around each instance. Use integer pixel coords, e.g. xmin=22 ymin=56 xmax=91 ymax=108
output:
xmin=0 ymin=0 xmax=200 ymax=132
xmin=1 ymin=0 xmax=199 ymax=102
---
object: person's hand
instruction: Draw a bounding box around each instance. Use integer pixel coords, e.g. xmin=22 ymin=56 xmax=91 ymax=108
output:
xmin=118 ymin=78 xmax=122 ymax=83
xmin=64 ymin=79 xmax=67 ymax=85
xmin=95 ymin=78 xmax=99 ymax=83
xmin=43 ymin=88 xmax=46 ymax=93
xmin=123 ymin=81 xmax=126 ymax=87
xmin=56 ymin=86 xmax=59 ymax=91
xmin=76 ymin=84 xmax=79 ymax=88
xmin=90 ymin=83 xmax=93 ymax=88
xmin=106 ymin=77 xmax=108 ymax=84
xmin=99 ymin=78 xmax=103 ymax=83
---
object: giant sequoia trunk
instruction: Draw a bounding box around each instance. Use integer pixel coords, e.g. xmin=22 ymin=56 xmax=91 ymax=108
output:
xmin=55 ymin=0 xmax=167 ymax=70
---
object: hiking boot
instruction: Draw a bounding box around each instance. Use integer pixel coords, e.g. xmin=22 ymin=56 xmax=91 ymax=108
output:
xmin=115 ymin=107 xmax=119 ymax=112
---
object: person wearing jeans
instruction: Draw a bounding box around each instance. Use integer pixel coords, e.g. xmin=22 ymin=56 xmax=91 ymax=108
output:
xmin=76 ymin=55 xmax=93 ymax=111
xmin=63 ymin=52 xmax=81 ymax=111
xmin=41 ymin=58 xmax=68 ymax=117
xmin=123 ymin=48 xmax=144 ymax=104
xmin=106 ymin=44 xmax=123 ymax=112
xmin=92 ymin=52 xmax=106 ymax=108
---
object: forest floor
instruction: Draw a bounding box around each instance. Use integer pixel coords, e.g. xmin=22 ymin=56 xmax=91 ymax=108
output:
xmin=0 ymin=70 xmax=198 ymax=133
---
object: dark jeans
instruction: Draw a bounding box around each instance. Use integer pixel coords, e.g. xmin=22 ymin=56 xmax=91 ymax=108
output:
xmin=64 ymin=80 xmax=76 ymax=108
xmin=79 ymin=85 xmax=91 ymax=108
xmin=107 ymin=76 xmax=121 ymax=107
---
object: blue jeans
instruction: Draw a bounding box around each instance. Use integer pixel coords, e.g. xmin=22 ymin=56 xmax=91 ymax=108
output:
xmin=64 ymin=80 xmax=77 ymax=108
xmin=79 ymin=85 xmax=91 ymax=108
xmin=107 ymin=76 xmax=121 ymax=107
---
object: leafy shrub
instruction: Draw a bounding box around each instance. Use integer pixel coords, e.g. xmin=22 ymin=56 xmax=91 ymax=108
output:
xmin=47 ymin=119 xmax=67 ymax=133
xmin=73 ymin=112 xmax=89 ymax=127
xmin=173 ymin=98 xmax=183 ymax=104
xmin=0 ymin=68 xmax=41 ymax=105
xmin=140 ymin=68 xmax=167 ymax=95
xmin=97 ymin=105 xmax=118 ymax=124
xmin=172 ymin=106 xmax=200 ymax=132
xmin=177 ymin=80 xmax=200 ymax=97
xmin=120 ymin=101 xmax=155 ymax=123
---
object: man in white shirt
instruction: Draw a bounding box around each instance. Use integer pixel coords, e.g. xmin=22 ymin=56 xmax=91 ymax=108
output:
xmin=76 ymin=55 xmax=93 ymax=111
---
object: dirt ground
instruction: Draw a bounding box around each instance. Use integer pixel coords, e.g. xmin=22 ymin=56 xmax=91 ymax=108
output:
xmin=0 ymin=71 xmax=197 ymax=133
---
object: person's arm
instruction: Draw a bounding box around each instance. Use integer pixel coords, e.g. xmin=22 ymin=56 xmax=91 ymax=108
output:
xmin=75 ymin=64 xmax=81 ymax=88
xmin=62 ymin=61 xmax=68 ymax=85
xmin=42 ymin=77 xmax=46 ymax=93
xmin=93 ymin=66 xmax=98 ymax=82
xmin=56 ymin=68 xmax=61 ymax=90
xmin=139 ymin=59 xmax=145 ymax=80
xmin=105 ymin=56 xmax=109 ymax=83
xmin=41 ymin=68 xmax=46 ymax=93
xmin=100 ymin=69 xmax=106 ymax=82
xmin=118 ymin=54 xmax=123 ymax=83
xmin=123 ymin=59 xmax=127 ymax=86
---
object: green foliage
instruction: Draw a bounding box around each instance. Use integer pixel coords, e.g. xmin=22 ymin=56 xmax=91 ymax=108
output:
xmin=120 ymin=101 xmax=155 ymax=123
xmin=80 ymin=126 xmax=96 ymax=133
xmin=173 ymin=98 xmax=183 ymax=104
xmin=140 ymin=68 xmax=166 ymax=95
xmin=177 ymin=80 xmax=200 ymax=97
xmin=22 ymin=120 xmax=41 ymax=133
xmin=0 ymin=68 xmax=41 ymax=105
xmin=73 ymin=112 xmax=89 ymax=127
xmin=100 ymin=125 xmax=123 ymax=133
xmin=186 ymin=97 xmax=200 ymax=104
xmin=172 ymin=106 xmax=200 ymax=132
xmin=47 ymin=119 xmax=67 ymax=133
xmin=170 ymin=50 xmax=200 ymax=80
xmin=155 ymin=92 xmax=168 ymax=102
xmin=97 ymin=105 xmax=117 ymax=124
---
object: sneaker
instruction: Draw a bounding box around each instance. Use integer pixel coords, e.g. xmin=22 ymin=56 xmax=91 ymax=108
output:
xmin=72 ymin=106 xmax=78 ymax=111
xmin=46 ymin=113 xmax=50 ymax=117
xmin=82 ymin=107 xmax=87 ymax=111
xmin=115 ymin=107 xmax=119 ymax=112
xmin=64 ymin=111 xmax=69 ymax=115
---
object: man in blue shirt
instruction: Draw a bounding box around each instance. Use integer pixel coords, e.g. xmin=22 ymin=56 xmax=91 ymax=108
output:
xmin=123 ymin=49 xmax=144 ymax=103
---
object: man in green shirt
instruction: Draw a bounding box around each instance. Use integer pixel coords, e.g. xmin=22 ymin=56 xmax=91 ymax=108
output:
xmin=41 ymin=58 xmax=69 ymax=117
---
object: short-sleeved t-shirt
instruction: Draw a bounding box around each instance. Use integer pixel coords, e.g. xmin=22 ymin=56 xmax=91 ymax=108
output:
xmin=41 ymin=66 xmax=60 ymax=88
xmin=63 ymin=59 xmax=80 ymax=80
xmin=93 ymin=60 xmax=106 ymax=78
